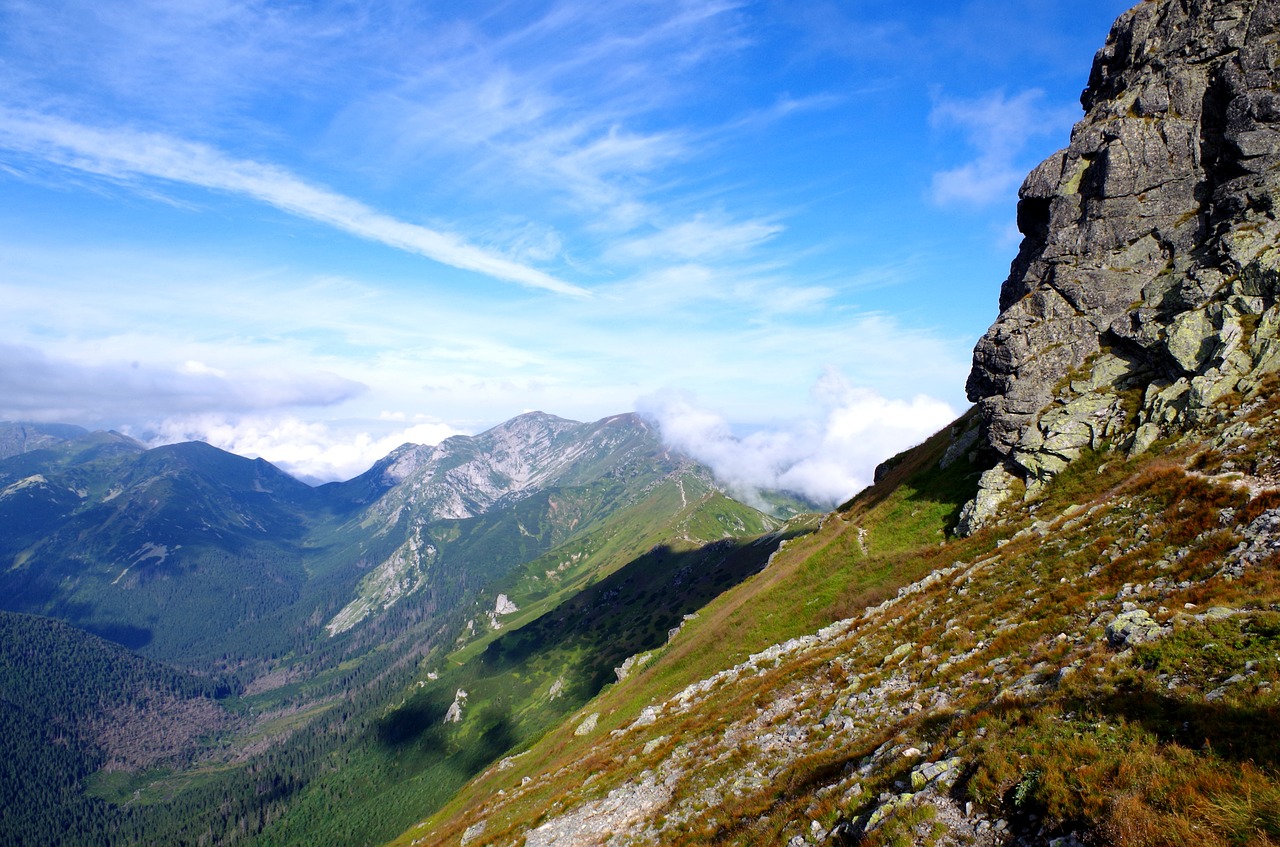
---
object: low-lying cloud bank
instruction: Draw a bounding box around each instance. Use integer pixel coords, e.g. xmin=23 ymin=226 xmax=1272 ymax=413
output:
xmin=640 ymin=369 xmax=956 ymax=508
xmin=140 ymin=414 xmax=463 ymax=484
xmin=0 ymin=343 xmax=365 ymax=423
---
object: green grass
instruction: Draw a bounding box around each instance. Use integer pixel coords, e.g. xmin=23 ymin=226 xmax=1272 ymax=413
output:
xmin=244 ymin=472 xmax=792 ymax=847
xmin=390 ymin=386 xmax=1280 ymax=847
xmin=445 ymin=474 xmax=776 ymax=667
xmin=391 ymin=417 xmax=985 ymax=845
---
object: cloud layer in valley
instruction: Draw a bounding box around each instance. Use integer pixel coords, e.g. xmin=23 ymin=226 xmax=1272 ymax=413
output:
xmin=642 ymin=369 xmax=956 ymax=507
xmin=140 ymin=414 xmax=463 ymax=484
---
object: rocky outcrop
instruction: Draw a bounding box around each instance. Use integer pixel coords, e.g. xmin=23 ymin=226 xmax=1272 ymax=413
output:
xmin=962 ymin=0 xmax=1280 ymax=531
xmin=1105 ymin=608 xmax=1168 ymax=648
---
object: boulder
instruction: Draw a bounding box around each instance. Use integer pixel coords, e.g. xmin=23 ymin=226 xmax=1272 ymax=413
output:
xmin=1106 ymin=609 xmax=1167 ymax=649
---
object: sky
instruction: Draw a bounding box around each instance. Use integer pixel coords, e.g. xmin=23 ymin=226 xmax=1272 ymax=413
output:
xmin=0 ymin=0 xmax=1135 ymax=503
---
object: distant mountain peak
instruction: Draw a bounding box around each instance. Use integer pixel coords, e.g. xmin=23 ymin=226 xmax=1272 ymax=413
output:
xmin=361 ymin=411 xmax=660 ymax=525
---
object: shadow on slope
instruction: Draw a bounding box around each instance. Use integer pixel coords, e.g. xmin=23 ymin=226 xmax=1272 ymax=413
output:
xmin=258 ymin=532 xmax=800 ymax=847
xmin=392 ymin=413 xmax=989 ymax=846
xmin=372 ymin=534 xmax=800 ymax=754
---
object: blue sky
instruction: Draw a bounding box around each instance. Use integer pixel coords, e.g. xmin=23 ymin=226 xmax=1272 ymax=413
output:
xmin=0 ymin=0 xmax=1134 ymax=500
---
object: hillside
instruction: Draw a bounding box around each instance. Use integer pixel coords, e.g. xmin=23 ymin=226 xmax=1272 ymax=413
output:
xmin=0 ymin=411 xmax=798 ymax=667
xmin=0 ymin=411 xmax=807 ymax=847
xmin=391 ymin=1 xmax=1280 ymax=845
xmin=5 ymin=1 xmax=1277 ymax=844
xmin=0 ymin=611 xmax=233 ymax=845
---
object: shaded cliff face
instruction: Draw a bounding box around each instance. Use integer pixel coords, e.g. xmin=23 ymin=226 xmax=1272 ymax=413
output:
xmin=964 ymin=0 xmax=1280 ymax=528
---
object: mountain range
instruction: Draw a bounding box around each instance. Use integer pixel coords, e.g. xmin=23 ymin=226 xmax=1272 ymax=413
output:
xmin=4 ymin=1 xmax=1280 ymax=846
xmin=0 ymin=411 xmax=812 ymax=845
xmin=389 ymin=1 xmax=1280 ymax=845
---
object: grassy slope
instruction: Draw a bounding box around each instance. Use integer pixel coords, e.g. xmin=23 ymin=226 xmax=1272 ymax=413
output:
xmin=250 ymin=472 xmax=794 ymax=847
xmin=391 ymin=416 xmax=985 ymax=846
xmin=447 ymin=471 xmax=775 ymax=666
xmin=398 ymin=388 xmax=1280 ymax=847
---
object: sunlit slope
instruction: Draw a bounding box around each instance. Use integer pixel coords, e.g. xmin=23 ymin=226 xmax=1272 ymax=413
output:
xmin=247 ymin=469 xmax=799 ymax=847
xmin=391 ymin=412 xmax=982 ymax=846
xmin=401 ymin=385 xmax=1280 ymax=847
xmin=0 ymin=412 xmax=811 ymax=847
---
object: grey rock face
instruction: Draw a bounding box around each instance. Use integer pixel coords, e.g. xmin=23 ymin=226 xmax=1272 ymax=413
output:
xmin=367 ymin=411 xmax=667 ymax=525
xmin=963 ymin=0 xmax=1280 ymax=530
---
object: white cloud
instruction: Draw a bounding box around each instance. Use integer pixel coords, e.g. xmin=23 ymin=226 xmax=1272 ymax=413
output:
xmin=929 ymin=89 xmax=1076 ymax=206
xmin=142 ymin=414 xmax=465 ymax=483
xmin=639 ymin=367 xmax=956 ymax=507
xmin=599 ymin=263 xmax=835 ymax=317
xmin=608 ymin=214 xmax=783 ymax=261
xmin=0 ymin=107 xmax=589 ymax=296
xmin=181 ymin=360 xmax=228 ymax=378
xmin=0 ymin=235 xmax=973 ymax=437
xmin=0 ymin=343 xmax=364 ymax=425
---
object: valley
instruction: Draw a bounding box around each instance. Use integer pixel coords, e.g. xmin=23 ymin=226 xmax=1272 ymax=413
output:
xmin=0 ymin=413 xmax=812 ymax=845
xmin=2 ymin=1 xmax=1279 ymax=846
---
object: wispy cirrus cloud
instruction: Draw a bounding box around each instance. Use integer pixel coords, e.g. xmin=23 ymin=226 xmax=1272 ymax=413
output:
xmin=0 ymin=107 xmax=589 ymax=296
xmin=607 ymin=213 xmax=783 ymax=261
xmin=929 ymin=89 xmax=1076 ymax=206
xmin=330 ymin=0 xmax=752 ymax=234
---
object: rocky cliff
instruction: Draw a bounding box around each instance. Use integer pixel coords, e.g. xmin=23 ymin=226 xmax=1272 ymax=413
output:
xmin=961 ymin=0 xmax=1280 ymax=532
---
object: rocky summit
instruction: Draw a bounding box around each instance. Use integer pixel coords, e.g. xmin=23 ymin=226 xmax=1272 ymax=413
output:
xmin=962 ymin=0 xmax=1280 ymax=532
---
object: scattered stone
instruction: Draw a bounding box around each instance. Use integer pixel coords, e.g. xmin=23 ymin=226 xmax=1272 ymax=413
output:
xmin=642 ymin=736 xmax=668 ymax=756
xmin=443 ymin=689 xmax=467 ymax=724
xmin=632 ymin=705 xmax=661 ymax=728
xmin=615 ymin=650 xmax=656 ymax=682
xmin=524 ymin=772 xmax=672 ymax=847
xmin=881 ymin=642 xmax=915 ymax=666
xmin=573 ymin=712 xmax=599 ymax=736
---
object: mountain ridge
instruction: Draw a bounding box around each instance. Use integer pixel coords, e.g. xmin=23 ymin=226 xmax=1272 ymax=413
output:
xmin=0 ymin=409 xmax=793 ymax=660
xmin=0 ymin=408 xmax=811 ymax=847
xmin=391 ymin=2 xmax=1280 ymax=845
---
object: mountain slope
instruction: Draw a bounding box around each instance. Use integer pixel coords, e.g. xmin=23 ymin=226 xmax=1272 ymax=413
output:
xmin=390 ymin=2 xmax=1280 ymax=845
xmin=389 ymin=414 xmax=983 ymax=847
xmin=0 ymin=411 xmax=802 ymax=847
xmin=315 ymin=413 xmax=717 ymax=637
xmin=254 ymin=478 xmax=801 ymax=847
xmin=403 ymin=388 xmax=1280 ymax=847
xmin=0 ymin=437 xmax=323 ymax=659
xmin=0 ymin=611 xmax=233 ymax=847
xmin=0 ymin=410 xmax=778 ymax=666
